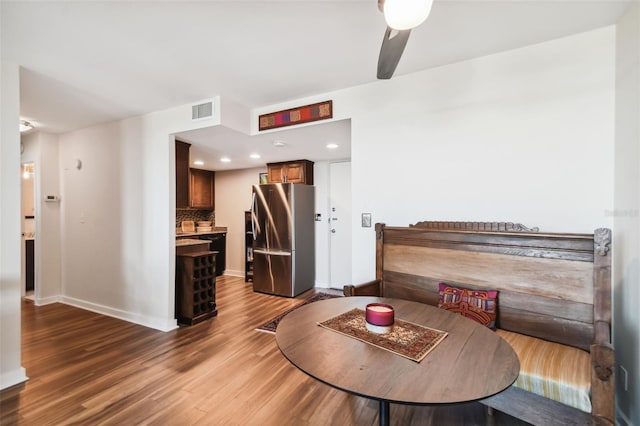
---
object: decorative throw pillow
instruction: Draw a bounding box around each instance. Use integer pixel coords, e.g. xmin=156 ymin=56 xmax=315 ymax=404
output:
xmin=438 ymin=283 xmax=498 ymax=329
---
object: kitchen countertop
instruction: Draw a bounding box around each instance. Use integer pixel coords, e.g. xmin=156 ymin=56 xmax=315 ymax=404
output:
xmin=176 ymin=238 xmax=211 ymax=247
xmin=176 ymin=227 xmax=227 ymax=238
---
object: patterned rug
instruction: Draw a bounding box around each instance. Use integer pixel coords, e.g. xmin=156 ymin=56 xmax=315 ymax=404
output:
xmin=256 ymin=292 xmax=342 ymax=334
xmin=318 ymin=308 xmax=448 ymax=362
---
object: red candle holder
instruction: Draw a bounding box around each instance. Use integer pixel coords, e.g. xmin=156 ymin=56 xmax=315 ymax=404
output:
xmin=365 ymin=303 xmax=395 ymax=334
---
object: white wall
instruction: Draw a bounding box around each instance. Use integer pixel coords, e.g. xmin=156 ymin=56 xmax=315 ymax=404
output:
xmin=56 ymin=100 xmax=221 ymax=331
xmin=350 ymin=27 xmax=615 ymax=282
xmin=0 ymin=61 xmax=28 ymax=389
xmin=614 ymin=3 xmax=640 ymax=424
xmin=214 ymin=166 xmax=266 ymax=277
xmin=37 ymin=133 xmax=62 ymax=302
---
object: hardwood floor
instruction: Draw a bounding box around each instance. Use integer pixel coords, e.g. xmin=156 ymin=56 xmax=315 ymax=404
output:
xmin=1 ymin=276 xmax=530 ymax=425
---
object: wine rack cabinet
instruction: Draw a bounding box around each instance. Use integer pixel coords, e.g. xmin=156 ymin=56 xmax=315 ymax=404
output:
xmin=176 ymin=250 xmax=218 ymax=325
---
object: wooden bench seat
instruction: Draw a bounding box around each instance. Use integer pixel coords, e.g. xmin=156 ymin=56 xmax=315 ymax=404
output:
xmin=344 ymin=221 xmax=614 ymax=426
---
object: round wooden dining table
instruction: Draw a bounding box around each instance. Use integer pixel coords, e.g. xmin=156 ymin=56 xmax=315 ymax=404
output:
xmin=276 ymin=296 xmax=519 ymax=426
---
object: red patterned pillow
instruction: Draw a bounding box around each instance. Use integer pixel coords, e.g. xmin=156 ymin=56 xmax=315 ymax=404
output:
xmin=438 ymin=283 xmax=498 ymax=329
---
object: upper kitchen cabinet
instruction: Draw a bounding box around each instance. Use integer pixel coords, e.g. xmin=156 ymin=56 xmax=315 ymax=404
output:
xmin=176 ymin=140 xmax=191 ymax=208
xmin=267 ymin=160 xmax=314 ymax=185
xmin=190 ymin=168 xmax=215 ymax=209
xmin=176 ymin=139 xmax=215 ymax=210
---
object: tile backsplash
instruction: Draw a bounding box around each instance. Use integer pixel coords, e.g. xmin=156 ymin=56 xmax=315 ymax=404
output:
xmin=176 ymin=210 xmax=215 ymax=227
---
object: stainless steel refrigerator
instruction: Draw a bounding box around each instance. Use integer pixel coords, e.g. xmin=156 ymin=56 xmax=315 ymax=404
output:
xmin=251 ymin=183 xmax=315 ymax=297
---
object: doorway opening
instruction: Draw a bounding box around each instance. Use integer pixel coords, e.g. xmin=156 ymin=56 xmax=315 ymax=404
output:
xmin=21 ymin=162 xmax=36 ymax=300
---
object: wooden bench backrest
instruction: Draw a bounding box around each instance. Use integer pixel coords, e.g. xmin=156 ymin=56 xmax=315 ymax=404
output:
xmin=376 ymin=222 xmax=612 ymax=351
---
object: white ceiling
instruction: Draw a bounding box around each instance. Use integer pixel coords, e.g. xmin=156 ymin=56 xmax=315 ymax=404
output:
xmin=182 ymin=118 xmax=352 ymax=170
xmin=3 ymin=0 xmax=631 ymax=170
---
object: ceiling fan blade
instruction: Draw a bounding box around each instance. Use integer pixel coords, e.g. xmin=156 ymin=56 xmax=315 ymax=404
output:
xmin=377 ymin=26 xmax=411 ymax=79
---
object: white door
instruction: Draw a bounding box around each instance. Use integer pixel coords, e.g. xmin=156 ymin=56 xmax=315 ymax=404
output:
xmin=329 ymin=162 xmax=352 ymax=289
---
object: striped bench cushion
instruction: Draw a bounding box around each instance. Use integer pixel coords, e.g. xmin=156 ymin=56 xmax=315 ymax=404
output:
xmin=496 ymin=329 xmax=591 ymax=413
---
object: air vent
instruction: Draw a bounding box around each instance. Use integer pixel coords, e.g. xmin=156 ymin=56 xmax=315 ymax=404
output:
xmin=192 ymin=101 xmax=213 ymax=120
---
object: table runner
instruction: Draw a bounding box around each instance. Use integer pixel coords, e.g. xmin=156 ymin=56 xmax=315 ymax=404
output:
xmin=318 ymin=308 xmax=448 ymax=362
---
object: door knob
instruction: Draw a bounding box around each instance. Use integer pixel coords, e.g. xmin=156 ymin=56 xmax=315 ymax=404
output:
xmin=331 ymin=229 xmax=336 ymax=233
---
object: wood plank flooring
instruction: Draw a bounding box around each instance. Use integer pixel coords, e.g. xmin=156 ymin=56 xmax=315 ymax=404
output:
xmin=1 ymin=276 xmax=530 ymax=425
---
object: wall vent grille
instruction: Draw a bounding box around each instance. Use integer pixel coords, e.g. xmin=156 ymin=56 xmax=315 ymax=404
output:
xmin=192 ymin=101 xmax=213 ymax=120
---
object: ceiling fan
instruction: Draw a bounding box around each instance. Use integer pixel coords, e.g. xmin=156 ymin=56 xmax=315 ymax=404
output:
xmin=377 ymin=0 xmax=434 ymax=79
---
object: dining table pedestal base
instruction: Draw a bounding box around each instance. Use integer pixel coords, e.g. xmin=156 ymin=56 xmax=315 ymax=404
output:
xmin=379 ymin=400 xmax=390 ymax=426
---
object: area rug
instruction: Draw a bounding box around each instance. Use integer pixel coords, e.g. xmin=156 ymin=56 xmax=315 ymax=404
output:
xmin=318 ymin=308 xmax=448 ymax=362
xmin=256 ymin=292 xmax=341 ymax=334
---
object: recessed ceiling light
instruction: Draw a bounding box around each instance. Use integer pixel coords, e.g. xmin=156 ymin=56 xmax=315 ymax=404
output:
xmin=193 ymin=160 xmax=204 ymax=166
xmin=220 ymin=157 xmax=231 ymax=163
xmin=272 ymin=140 xmax=286 ymax=147
xmin=326 ymin=143 xmax=339 ymax=149
xmin=250 ymin=153 xmax=261 ymax=159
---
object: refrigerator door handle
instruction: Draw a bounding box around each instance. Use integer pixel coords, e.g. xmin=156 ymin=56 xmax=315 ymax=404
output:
xmin=251 ymin=191 xmax=257 ymax=240
xmin=253 ymin=249 xmax=291 ymax=256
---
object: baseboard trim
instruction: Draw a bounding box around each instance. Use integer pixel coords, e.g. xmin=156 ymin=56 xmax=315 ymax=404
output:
xmin=223 ymin=270 xmax=244 ymax=278
xmin=34 ymin=295 xmax=61 ymax=306
xmin=315 ymin=282 xmax=344 ymax=292
xmin=59 ymin=296 xmax=178 ymax=332
xmin=0 ymin=367 xmax=28 ymax=391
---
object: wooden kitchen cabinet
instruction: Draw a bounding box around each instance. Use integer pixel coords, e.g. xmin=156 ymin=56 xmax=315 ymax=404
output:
xmin=175 ymin=140 xmax=191 ymax=208
xmin=190 ymin=168 xmax=215 ymax=209
xmin=267 ymin=160 xmax=314 ymax=185
xmin=176 ymin=140 xmax=215 ymax=210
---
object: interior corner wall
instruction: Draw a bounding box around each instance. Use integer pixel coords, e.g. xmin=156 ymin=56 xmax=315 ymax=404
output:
xmin=614 ymin=3 xmax=640 ymax=424
xmin=0 ymin=61 xmax=28 ymax=390
xmin=213 ymin=166 xmax=266 ymax=277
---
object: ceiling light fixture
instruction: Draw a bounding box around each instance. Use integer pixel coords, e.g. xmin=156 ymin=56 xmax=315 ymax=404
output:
xmin=220 ymin=157 xmax=231 ymax=163
xmin=272 ymin=140 xmax=286 ymax=147
xmin=22 ymin=163 xmax=34 ymax=179
xmin=383 ymin=0 xmax=433 ymax=30
xmin=20 ymin=120 xmax=34 ymax=133
xmin=250 ymin=153 xmax=261 ymax=159
xmin=326 ymin=143 xmax=339 ymax=149
xmin=193 ymin=160 xmax=204 ymax=166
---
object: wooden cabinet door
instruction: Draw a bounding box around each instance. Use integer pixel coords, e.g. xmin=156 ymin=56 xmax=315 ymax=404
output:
xmin=284 ymin=163 xmax=305 ymax=183
xmin=268 ymin=164 xmax=284 ymax=183
xmin=190 ymin=168 xmax=214 ymax=209
xmin=175 ymin=140 xmax=191 ymax=208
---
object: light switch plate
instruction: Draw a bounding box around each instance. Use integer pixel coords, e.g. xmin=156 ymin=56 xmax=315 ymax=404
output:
xmin=362 ymin=213 xmax=372 ymax=228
